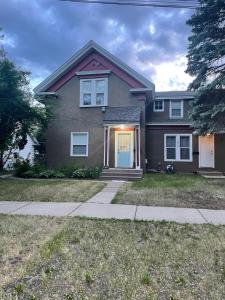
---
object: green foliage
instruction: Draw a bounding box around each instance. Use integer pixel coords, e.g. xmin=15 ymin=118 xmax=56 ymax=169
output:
xmin=186 ymin=0 xmax=225 ymax=133
xmin=59 ymin=164 xmax=78 ymax=177
xmin=14 ymin=159 xmax=31 ymax=177
xmin=14 ymin=283 xmax=24 ymax=294
xmin=14 ymin=160 xmax=101 ymax=179
xmin=72 ymin=168 xmax=86 ymax=178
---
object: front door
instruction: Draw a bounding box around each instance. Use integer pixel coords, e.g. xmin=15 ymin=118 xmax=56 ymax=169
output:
xmin=199 ymin=135 xmax=214 ymax=168
xmin=116 ymin=132 xmax=133 ymax=168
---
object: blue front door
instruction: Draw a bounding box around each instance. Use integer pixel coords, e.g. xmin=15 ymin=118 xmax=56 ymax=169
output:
xmin=117 ymin=133 xmax=132 ymax=168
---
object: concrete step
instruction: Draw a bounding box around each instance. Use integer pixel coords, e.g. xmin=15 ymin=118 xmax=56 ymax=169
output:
xmin=102 ymin=168 xmax=143 ymax=174
xmin=101 ymin=175 xmax=142 ymax=181
xmin=101 ymin=171 xmax=142 ymax=177
xmin=198 ymin=170 xmax=223 ymax=176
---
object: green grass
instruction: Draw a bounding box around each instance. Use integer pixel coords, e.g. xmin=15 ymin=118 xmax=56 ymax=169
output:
xmin=114 ymin=174 xmax=225 ymax=209
xmin=1 ymin=215 xmax=225 ymax=299
xmin=0 ymin=179 xmax=105 ymax=202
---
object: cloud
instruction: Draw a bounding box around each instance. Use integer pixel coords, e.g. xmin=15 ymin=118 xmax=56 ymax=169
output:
xmin=0 ymin=0 xmax=193 ymax=90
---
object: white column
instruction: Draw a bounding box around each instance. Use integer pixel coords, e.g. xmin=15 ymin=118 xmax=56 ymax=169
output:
xmin=107 ymin=126 xmax=110 ymax=167
xmin=137 ymin=125 xmax=141 ymax=169
xmin=134 ymin=126 xmax=138 ymax=169
xmin=103 ymin=126 xmax=107 ymax=167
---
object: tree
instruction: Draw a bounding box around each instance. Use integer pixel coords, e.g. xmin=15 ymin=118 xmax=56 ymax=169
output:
xmin=186 ymin=0 xmax=225 ymax=134
xmin=0 ymin=33 xmax=47 ymax=170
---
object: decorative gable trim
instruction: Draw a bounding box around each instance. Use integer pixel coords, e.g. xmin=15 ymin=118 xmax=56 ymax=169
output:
xmin=34 ymin=40 xmax=154 ymax=93
xmin=76 ymin=70 xmax=111 ymax=76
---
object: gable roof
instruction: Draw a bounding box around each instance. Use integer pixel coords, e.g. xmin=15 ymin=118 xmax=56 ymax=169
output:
xmin=34 ymin=40 xmax=154 ymax=93
xmin=155 ymin=91 xmax=195 ymax=99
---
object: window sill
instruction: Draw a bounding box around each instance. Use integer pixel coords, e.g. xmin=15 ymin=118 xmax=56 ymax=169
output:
xmin=164 ymin=159 xmax=192 ymax=162
xmin=80 ymin=105 xmax=108 ymax=108
xmin=70 ymin=155 xmax=88 ymax=157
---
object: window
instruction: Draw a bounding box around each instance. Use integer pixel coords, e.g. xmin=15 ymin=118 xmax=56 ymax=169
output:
xmin=170 ymin=100 xmax=183 ymax=118
xmin=154 ymin=100 xmax=164 ymax=112
xmin=164 ymin=134 xmax=192 ymax=161
xmin=80 ymin=78 xmax=108 ymax=107
xmin=71 ymin=132 xmax=88 ymax=156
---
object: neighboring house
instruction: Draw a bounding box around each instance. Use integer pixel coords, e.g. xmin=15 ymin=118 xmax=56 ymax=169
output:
xmin=34 ymin=41 xmax=225 ymax=177
xmin=4 ymin=135 xmax=38 ymax=170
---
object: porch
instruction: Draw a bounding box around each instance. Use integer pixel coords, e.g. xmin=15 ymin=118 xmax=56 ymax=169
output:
xmin=102 ymin=106 xmax=142 ymax=170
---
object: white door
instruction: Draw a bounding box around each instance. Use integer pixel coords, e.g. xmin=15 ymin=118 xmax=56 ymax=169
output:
xmin=199 ymin=135 xmax=214 ymax=168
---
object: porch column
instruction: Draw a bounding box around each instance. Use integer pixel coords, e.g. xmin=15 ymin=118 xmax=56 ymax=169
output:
xmin=135 ymin=125 xmax=141 ymax=169
xmin=103 ymin=125 xmax=110 ymax=168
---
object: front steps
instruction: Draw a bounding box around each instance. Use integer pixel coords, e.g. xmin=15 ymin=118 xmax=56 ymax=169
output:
xmin=197 ymin=168 xmax=225 ymax=178
xmin=100 ymin=168 xmax=143 ymax=181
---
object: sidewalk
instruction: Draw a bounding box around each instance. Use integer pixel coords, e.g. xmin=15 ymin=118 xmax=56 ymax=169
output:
xmin=1 ymin=200 xmax=225 ymax=225
xmin=1 ymin=180 xmax=225 ymax=225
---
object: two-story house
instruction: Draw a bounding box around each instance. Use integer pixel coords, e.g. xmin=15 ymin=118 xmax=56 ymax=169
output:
xmin=34 ymin=41 xmax=225 ymax=179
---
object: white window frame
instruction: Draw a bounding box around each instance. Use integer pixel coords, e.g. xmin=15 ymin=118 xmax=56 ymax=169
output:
xmin=164 ymin=134 xmax=192 ymax=162
xmin=70 ymin=132 xmax=89 ymax=157
xmin=169 ymin=100 xmax=183 ymax=119
xmin=80 ymin=78 xmax=108 ymax=107
xmin=153 ymin=100 xmax=164 ymax=112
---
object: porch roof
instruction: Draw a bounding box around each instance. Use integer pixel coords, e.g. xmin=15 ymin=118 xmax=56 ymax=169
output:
xmin=103 ymin=106 xmax=141 ymax=124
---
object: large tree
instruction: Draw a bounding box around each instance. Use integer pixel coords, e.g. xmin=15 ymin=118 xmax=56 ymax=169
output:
xmin=0 ymin=36 xmax=47 ymax=170
xmin=186 ymin=0 xmax=225 ymax=134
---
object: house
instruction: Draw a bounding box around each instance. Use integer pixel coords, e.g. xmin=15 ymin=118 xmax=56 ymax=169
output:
xmin=34 ymin=41 xmax=225 ymax=179
xmin=4 ymin=135 xmax=38 ymax=170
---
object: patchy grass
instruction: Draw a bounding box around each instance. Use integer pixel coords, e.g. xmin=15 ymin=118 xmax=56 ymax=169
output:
xmin=0 ymin=179 xmax=105 ymax=202
xmin=113 ymin=174 xmax=225 ymax=209
xmin=1 ymin=215 xmax=225 ymax=299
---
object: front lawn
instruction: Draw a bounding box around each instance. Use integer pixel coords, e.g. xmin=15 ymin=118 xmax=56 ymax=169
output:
xmin=113 ymin=174 xmax=225 ymax=209
xmin=0 ymin=179 xmax=105 ymax=202
xmin=1 ymin=215 xmax=225 ymax=299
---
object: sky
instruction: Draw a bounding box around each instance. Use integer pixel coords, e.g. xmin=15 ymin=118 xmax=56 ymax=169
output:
xmin=1 ymin=0 xmax=194 ymax=91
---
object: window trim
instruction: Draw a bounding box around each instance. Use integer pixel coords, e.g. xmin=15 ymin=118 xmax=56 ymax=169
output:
xmin=169 ymin=99 xmax=183 ymax=119
xmin=70 ymin=132 xmax=89 ymax=157
xmin=164 ymin=134 xmax=192 ymax=162
xmin=153 ymin=100 xmax=164 ymax=112
xmin=80 ymin=78 xmax=108 ymax=107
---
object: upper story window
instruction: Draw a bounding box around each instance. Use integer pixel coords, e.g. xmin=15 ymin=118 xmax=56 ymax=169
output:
xmin=80 ymin=78 xmax=108 ymax=107
xmin=154 ymin=100 xmax=164 ymax=112
xmin=170 ymin=100 xmax=183 ymax=118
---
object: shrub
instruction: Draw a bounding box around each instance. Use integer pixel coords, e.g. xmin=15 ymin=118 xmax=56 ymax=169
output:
xmin=14 ymin=159 xmax=31 ymax=177
xmin=39 ymin=170 xmax=55 ymax=178
xmin=59 ymin=164 xmax=78 ymax=178
xmin=54 ymin=171 xmax=66 ymax=178
xmin=86 ymin=167 xmax=101 ymax=178
xmin=72 ymin=168 xmax=87 ymax=178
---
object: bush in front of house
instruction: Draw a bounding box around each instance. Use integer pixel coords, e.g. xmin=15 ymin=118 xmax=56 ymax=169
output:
xmin=14 ymin=160 xmax=101 ymax=179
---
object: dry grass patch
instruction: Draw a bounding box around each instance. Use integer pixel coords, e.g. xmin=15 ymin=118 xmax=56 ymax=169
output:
xmin=113 ymin=174 xmax=225 ymax=209
xmin=0 ymin=179 xmax=105 ymax=202
xmin=1 ymin=215 xmax=225 ymax=299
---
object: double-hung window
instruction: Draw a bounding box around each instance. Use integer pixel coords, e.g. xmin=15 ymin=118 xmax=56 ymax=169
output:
xmin=154 ymin=100 xmax=164 ymax=112
xmin=80 ymin=78 xmax=108 ymax=107
xmin=164 ymin=134 xmax=192 ymax=162
xmin=170 ymin=100 xmax=183 ymax=118
xmin=71 ymin=132 xmax=88 ymax=157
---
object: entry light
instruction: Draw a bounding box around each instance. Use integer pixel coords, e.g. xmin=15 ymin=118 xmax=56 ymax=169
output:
xmin=120 ymin=125 xmax=125 ymax=130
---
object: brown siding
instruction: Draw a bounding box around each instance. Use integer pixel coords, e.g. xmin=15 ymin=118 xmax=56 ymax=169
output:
xmin=46 ymin=73 xmax=146 ymax=169
xmin=215 ymin=134 xmax=225 ymax=172
xmin=146 ymin=126 xmax=199 ymax=173
xmin=146 ymin=99 xmax=192 ymax=123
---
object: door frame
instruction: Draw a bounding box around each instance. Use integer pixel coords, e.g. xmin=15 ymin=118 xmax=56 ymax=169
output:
xmin=199 ymin=135 xmax=215 ymax=168
xmin=115 ymin=130 xmax=134 ymax=168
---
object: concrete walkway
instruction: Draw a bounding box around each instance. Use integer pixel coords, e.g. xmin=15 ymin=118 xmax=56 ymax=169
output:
xmin=87 ymin=181 xmax=124 ymax=204
xmin=1 ymin=200 xmax=225 ymax=225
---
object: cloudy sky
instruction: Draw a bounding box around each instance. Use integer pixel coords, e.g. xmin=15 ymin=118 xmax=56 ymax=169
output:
xmin=1 ymin=0 xmax=194 ymax=91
